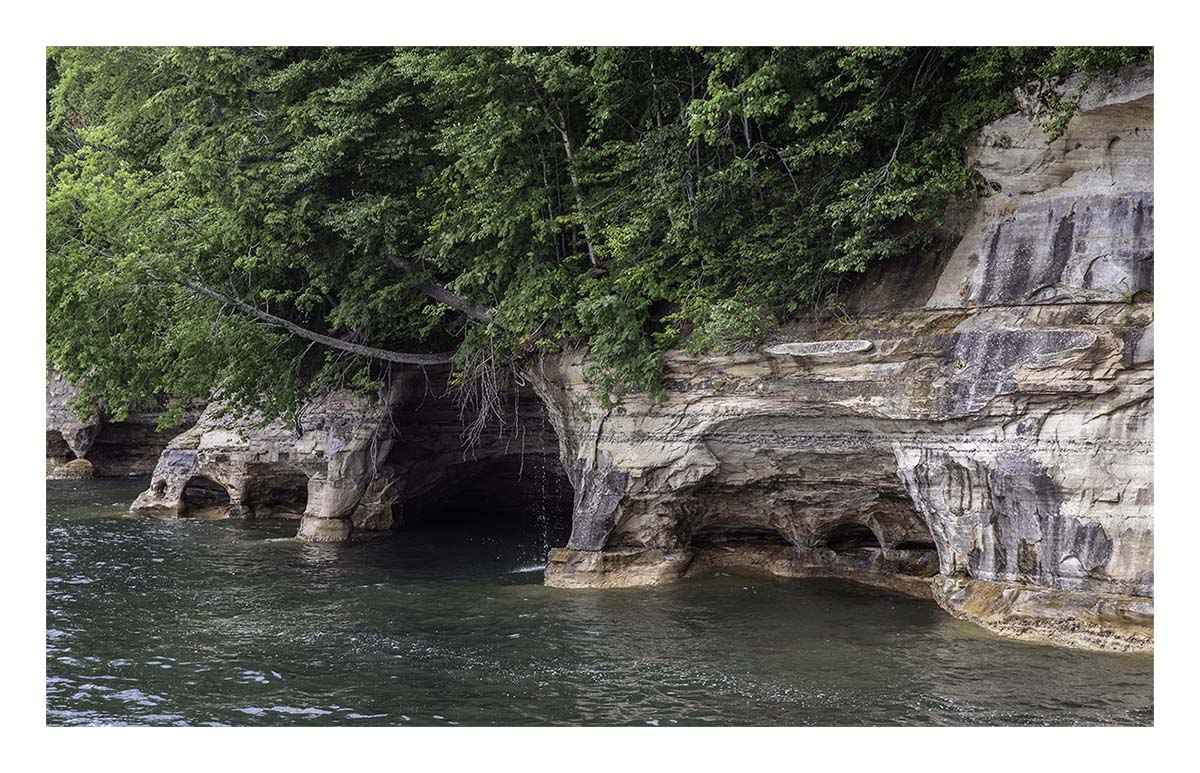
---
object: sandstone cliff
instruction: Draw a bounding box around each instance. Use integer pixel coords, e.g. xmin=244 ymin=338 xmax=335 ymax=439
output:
xmin=121 ymin=63 xmax=1153 ymax=652
xmin=530 ymin=63 xmax=1153 ymax=652
xmin=128 ymin=367 xmax=566 ymax=541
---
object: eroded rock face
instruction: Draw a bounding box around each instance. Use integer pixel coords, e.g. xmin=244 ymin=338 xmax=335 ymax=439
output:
xmin=130 ymin=383 xmax=404 ymax=537
xmin=531 ymin=63 xmax=1153 ymax=652
xmin=46 ymin=370 xmax=101 ymax=477
xmin=46 ymin=369 xmax=201 ymax=478
xmin=130 ymin=367 xmax=568 ymax=542
xmin=120 ymin=64 xmax=1152 ymax=652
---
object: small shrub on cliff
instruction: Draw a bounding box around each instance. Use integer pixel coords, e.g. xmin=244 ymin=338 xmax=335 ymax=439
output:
xmin=682 ymin=297 xmax=776 ymax=356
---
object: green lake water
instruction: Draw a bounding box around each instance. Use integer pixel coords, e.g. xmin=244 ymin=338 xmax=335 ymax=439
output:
xmin=46 ymin=478 xmax=1153 ymax=726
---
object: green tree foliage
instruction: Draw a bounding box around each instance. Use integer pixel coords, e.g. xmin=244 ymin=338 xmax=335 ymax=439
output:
xmin=47 ymin=46 xmax=1150 ymax=422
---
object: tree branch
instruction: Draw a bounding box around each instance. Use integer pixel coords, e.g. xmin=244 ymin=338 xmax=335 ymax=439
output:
xmin=175 ymin=278 xmax=455 ymax=365
xmin=385 ymin=255 xmax=495 ymax=324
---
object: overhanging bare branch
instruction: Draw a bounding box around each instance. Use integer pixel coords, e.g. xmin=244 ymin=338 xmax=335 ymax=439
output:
xmin=386 ymin=255 xmax=495 ymax=324
xmin=176 ymin=278 xmax=455 ymax=365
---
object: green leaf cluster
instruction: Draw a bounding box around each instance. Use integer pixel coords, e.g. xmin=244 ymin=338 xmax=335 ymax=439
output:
xmin=47 ymin=46 xmax=1149 ymax=420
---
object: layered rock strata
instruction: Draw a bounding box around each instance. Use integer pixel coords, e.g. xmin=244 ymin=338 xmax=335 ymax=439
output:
xmin=132 ymin=383 xmax=402 ymax=539
xmin=121 ymin=64 xmax=1152 ymax=652
xmin=532 ymin=63 xmax=1153 ymax=652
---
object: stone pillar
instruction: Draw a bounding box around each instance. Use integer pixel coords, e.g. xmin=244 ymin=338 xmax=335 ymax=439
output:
xmin=297 ymin=514 xmax=353 ymax=542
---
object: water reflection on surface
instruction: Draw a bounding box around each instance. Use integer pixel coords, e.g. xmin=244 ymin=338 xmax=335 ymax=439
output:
xmin=46 ymin=478 xmax=1153 ymax=726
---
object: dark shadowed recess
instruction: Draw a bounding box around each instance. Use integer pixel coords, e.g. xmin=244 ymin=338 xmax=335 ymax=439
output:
xmin=401 ymin=453 xmax=573 ymax=544
xmin=242 ymin=464 xmax=309 ymax=519
xmin=180 ymin=475 xmax=231 ymax=519
xmin=47 ymin=431 xmax=75 ymax=465
xmin=825 ymin=522 xmax=881 ymax=552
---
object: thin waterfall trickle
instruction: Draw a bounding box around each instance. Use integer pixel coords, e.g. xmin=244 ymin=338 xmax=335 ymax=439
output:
xmin=507 ymin=398 xmax=570 ymax=572
xmin=536 ymin=406 xmax=550 ymax=562
xmin=511 ymin=403 xmax=552 ymax=571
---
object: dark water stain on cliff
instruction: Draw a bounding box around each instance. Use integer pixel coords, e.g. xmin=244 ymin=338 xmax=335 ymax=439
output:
xmin=970 ymin=453 xmax=1117 ymax=591
xmin=974 ymin=206 xmax=1075 ymax=305
xmin=976 ymin=221 xmax=1009 ymax=303
xmin=1040 ymin=207 xmax=1078 ymax=299
xmin=942 ymin=329 xmax=1096 ymax=417
xmin=1072 ymin=521 xmax=1115 ymax=572
xmin=569 ymin=452 xmax=627 ymax=551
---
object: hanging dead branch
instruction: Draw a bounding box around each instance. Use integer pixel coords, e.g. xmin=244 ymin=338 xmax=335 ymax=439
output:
xmin=173 ymin=278 xmax=455 ymax=365
xmin=450 ymin=336 xmax=511 ymax=451
xmin=385 ymin=256 xmax=495 ymax=324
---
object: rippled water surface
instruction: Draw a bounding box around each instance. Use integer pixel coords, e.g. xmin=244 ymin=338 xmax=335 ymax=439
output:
xmin=47 ymin=478 xmax=1152 ymax=726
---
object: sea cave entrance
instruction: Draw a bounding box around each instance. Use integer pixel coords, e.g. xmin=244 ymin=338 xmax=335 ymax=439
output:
xmin=396 ymin=452 xmax=574 ymax=562
xmin=378 ymin=378 xmax=575 ymax=564
xmin=179 ymin=475 xmax=233 ymax=520
xmin=811 ymin=517 xmax=941 ymax=583
xmin=242 ymin=464 xmax=310 ymax=520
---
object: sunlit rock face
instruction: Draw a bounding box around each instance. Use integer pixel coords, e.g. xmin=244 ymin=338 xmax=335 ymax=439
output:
xmin=46 ymin=369 xmax=201 ymax=479
xmin=533 ymin=63 xmax=1153 ymax=652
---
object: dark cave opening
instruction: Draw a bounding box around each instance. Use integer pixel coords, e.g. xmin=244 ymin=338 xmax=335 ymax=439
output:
xmin=399 ymin=453 xmax=574 ymax=547
xmin=690 ymin=525 xmax=794 ymax=548
xmin=83 ymin=423 xmax=152 ymax=476
xmin=818 ymin=520 xmax=940 ymax=579
xmin=242 ymin=465 xmax=310 ymax=520
xmin=824 ymin=522 xmax=883 ymax=553
xmin=46 ymin=431 xmax=76 ymax=465
xmin=893 ymin=539 xmax=937 ymax=552
xmin=180 ymin=475 xmax=232 ymax=520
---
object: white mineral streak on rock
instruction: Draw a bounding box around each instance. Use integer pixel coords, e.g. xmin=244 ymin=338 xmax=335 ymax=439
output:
xmin=764 ymin=340 xmax=873 ymax=357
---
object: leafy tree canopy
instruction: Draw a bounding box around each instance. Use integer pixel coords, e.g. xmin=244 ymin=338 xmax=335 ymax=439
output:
xmin=46 ymin=45 xmax=1150 ymax=422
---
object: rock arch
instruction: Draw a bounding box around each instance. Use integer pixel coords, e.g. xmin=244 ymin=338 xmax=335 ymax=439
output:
xmin=132 ymin=368 xmax=577 ymax=546
xmin=180 ymin=475 xmax=233 ymax=520
xmin=538 ymin=400 xmax=944 ymax=594
xmin=241 ymin=464 xmax=310 ymax=520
